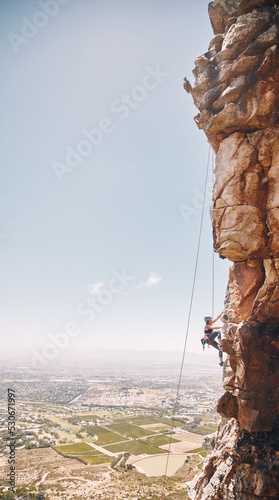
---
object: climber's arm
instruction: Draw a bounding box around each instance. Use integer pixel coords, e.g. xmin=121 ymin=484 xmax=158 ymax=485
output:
xmin=212 ymin=313 xmax=222 ymax=324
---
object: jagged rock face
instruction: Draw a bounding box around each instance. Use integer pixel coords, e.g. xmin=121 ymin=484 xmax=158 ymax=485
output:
xmin=185 ymin=3 xmax=279 ymax=152
xmin=187 ymin=419 xmax=279 ymax=499
xmin=185 ymin=0 xmax=279 ymax=432
xmin=220 ymin=322 xmax=279 ymax=431
xmin=208 ymin=0 xmax=238 ymax=35
xmin=185 ymin=1 xmax=279 ymax=498
xmin=213 ymin=130 xmax=279 ymax=262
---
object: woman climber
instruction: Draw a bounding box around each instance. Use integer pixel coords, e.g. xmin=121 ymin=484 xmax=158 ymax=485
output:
xmin=202 ymin=313 xmax=224 ymax=366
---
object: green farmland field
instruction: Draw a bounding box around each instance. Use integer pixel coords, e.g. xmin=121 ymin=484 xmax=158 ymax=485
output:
xmin=54 ymin=442 xmax=111 ymax=465
xmin=84 ymin=454 xmax=112 ymax=464
xmin=146 ymin=425 xmax=172 ymax=431
xmin=84 ymin=425 xmax=129 ymax=445
xmin=107 ymin=422 xmax=154 ymax=439
xmin=76 ymin=414 xmax=99 ymax=421
xmin=142 ymin=435 xmax=180 ymax=447
xmin=55 ymin=442 xmax=94 ymax=454
xmin=127 ymin=416 xmax=156 ymax=426
xmin=194 ymin=425 xmax=216 ymax=434
xmin=104 ymin=440 xmax=167 ymax=456
xmin=148 ymin=416 xmax=184 ymax=427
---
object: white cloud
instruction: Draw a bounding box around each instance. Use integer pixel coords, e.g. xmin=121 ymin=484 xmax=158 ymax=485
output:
xmin=87 ymin=282 xmax=105 ymax=296
xmin=134 ymin=272 xmax=162 ymax=290
xmin=146 ymin=272 xmax=162 ymax=288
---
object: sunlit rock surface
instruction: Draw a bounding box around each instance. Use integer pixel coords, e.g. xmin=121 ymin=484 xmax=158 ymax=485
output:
xmin=184 ymin=0 xmax=279 ymax=498
xmin=187 ymin=418 xmax=279 ymax=499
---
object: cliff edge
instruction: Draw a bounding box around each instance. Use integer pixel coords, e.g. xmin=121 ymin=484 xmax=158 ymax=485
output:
xmin=184 ymin=1 xmax=279 ymax=498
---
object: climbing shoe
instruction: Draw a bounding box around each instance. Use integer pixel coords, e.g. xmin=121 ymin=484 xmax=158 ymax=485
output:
xmin=219 ymin=361 xmax=224 ymax=367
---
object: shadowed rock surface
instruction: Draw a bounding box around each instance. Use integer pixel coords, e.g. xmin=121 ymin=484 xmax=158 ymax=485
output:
xmin=184 ymin=1 xmax=279 ymax=498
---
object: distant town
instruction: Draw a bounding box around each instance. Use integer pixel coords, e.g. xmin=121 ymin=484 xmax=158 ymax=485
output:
xmin=0 ymin=354 xmax=223 ymax=499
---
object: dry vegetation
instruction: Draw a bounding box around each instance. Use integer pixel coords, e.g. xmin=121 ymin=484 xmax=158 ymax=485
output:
xmin=0 ymin=446 xmax=201 ymax=499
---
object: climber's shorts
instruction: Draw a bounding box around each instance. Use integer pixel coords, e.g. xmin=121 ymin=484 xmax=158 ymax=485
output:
xmin=206 ymin=331 xmax=218 ymax=343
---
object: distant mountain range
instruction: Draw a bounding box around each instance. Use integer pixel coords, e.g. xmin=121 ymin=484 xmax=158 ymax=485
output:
xmin=58 ymin=348 xmax=220 ymax=367
xmin=1 ymin=348 xmax=222 ymax=370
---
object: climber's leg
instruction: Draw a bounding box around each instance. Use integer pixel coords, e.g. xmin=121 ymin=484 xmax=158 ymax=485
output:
xmin=211 ymin=340 xmax=223 ymax=366
xmin=217 ymin=333 xmax=224 ymax=365
xmin=211 ymin=340 xmax=220 ymax=351
xmin=218 ymin=348 xmax=223 ymax=366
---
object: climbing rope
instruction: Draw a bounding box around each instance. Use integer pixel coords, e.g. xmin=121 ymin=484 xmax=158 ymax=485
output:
xmin=212 ymin=249 xmax=215 ymax=320
xmin=211 ymin=151 xmax=215 ymax=320
xmin=163 ymin=145 xmax=213 ymax=482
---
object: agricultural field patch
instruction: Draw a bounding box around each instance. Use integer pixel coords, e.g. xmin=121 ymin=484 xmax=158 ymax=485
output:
xmin=75 ymin=414 xmax=100 ymax=421
xmin=107 ymin=422 xmax=154 ymax=439
xmin=54 ymin=441 xmax=111 ymax=465
xmin=194 ymin=425 xmax=216 ymax=434
xmin=187 ymin=447 xmax=208 ymax=458
xmin=145 ymin=424 xmax=171 ymax=431
xmin=148 ymin=416 xmax=184 ymax=427
xmin=80 ymin=452 xmax=111 ymax=464
xmin=126 ymin=416 xmax=156 ymax=426
xmin=187 ymin=447 xmax=204 ymax=454
xmin=108 ymin=417 xmax=128 ymax=423
xmin=55 ymin=442 xmax=94 ymax=454
xmin=199 ymin=450 xmax=208 ymax=458
xmin=142 ymin=435 xmax=180 ymax=447
xmin=173 ymin=431 xmax=204 ymax=445
xmin=104 ymin=440 xmax=167 ymax=456
xmin=84 ymin=424 xmax=129 ymax=445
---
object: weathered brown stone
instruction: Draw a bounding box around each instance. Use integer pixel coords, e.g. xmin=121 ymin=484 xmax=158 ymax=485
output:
xmin=217 ymin=390 xmax=238 ymax=417
xmin=246 ymin=23 xmax=279 ymax=54
xmin=221 ymin=338 xmax=235 ymax=354
xmin=208 ymin=0 xmax=238 ymax=34
xmin=213 ymin=205 xmax=267 ymax=260
xmin=208 ymin=33 xmax=224 ymax=50
xmin=213 ymin=133 xmax=260 ymax=200
xmin=186 ymin=419 xmax=279 ymax=499
xmin=252 ymin=259 xmax=279 ymax=320
xmin=267 ymin=209 xmax=279 ymax=253
xmin=238 ymin=0 xmax=275 ymax=16
xmin=222 ymin=9 xmax=272 ymax=55
xmin=266 ymin=135 xmax=279 ymax=210
xmin=198 ymin=84 xmax=226 ymax=112
xmin=185 ymin=1 xmax=279 ymax=497
xmin=223 ymin=261 xmax=264 ymax=322
xmin=212 ymin=75 xmax=247 ymax=112
xmin=238 ymin=405 xmax=260 ymax=432
xmin=184 ymin=6 xmax=279 ymax=150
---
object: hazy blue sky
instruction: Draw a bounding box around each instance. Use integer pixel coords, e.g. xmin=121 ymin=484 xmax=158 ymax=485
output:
xmin=0 ymin=0 xmax=230 ymax=365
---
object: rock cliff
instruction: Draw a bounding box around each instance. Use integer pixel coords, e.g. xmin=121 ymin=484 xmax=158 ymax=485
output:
xmin=184 ymin=1 xmax=279 ymax=498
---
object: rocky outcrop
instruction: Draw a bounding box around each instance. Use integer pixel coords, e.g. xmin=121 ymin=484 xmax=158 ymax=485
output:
xmin=187 ymin=418 xmax=279 ymax=499
xmin=184 ymin=1 xmax=279 ymax=498
xmin=184 ymin=4 xmax=279 ymax=151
